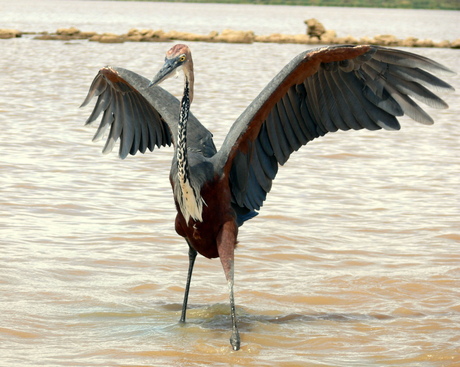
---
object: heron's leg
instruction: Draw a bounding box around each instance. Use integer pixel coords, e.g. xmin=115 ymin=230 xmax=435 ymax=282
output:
xmin=180 ymin=243 xmax=197 ymax=323
xmin=217 ymin=221 xmax=240 ymax=351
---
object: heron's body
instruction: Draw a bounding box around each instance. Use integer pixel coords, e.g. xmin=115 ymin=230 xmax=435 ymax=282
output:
xmin=81 ymin=44 xmax=454 ymax=350
xmin=173 ymin=172 xmax=233 ymax=259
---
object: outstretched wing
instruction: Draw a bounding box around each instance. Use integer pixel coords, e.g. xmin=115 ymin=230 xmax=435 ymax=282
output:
xmin=215 ymin=45 xmax=454 ymax=216
xmin=81 ymin=67 xmax=216 ymax=159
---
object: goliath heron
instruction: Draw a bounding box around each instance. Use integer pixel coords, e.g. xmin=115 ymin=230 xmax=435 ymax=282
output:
xmin=81 ymin=44 xmax=454 ymax=350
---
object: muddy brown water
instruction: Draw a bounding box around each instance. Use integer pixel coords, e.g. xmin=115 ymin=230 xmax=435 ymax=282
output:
xmin=1 ymin=2 xmax=459 ymax=366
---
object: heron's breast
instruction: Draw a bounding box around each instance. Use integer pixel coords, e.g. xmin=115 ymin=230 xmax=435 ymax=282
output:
xmin=173 ymin=175 xmax=236 ymax=259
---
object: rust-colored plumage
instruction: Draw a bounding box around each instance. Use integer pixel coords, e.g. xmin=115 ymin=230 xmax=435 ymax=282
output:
xmin=81 ymin=43 xmax=454 ymax=350
xmin=173 ymin=174 xmax=235 ymax=260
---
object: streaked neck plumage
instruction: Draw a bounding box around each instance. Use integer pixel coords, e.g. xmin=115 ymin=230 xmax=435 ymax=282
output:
xmin=175 ymin=68 xmax=205 ymax=223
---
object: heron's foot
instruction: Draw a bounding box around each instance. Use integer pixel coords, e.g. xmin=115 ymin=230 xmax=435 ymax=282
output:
xmin=230 ymin=328 xmax=240 ymax=351
xmin=179 ymin=310 xmax=187 ymax=324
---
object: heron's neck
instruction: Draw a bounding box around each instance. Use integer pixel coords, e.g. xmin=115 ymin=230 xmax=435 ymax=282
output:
xmin=175 ymin=78 xmax=204 ymax=223
xmin=176 ymin=64 xmax=194 ymax=183
xmin=177 ymin=79 xmax=191 ymax=186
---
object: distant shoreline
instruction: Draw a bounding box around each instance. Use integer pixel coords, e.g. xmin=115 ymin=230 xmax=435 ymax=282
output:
xmin=2 ymin=27 xmax=459 ymax=49
xmin=110 ymin=0 xmax=459 ymax=11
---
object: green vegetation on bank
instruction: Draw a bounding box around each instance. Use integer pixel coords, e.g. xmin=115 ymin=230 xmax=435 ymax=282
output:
xmin=129 ymin=0 xmax=459 ymax=11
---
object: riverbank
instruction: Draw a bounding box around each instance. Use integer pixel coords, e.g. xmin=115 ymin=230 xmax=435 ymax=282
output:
xmin=2 ymin=27 xmax=459 ymax=48
xmin=111 ymin=0 xmax=460 ymax=11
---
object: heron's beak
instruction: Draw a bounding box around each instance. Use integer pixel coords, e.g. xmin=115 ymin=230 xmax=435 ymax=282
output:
xmin=148 ymin=58 xmax=177 ymax=88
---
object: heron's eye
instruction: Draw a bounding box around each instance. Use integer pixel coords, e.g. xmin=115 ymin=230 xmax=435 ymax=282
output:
xmin=179 ymin=55 xmax=186 ymax=62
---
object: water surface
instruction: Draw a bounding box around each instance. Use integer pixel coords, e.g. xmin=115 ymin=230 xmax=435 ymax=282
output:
xmin=1 ymin=1 xmax=459 ymax=366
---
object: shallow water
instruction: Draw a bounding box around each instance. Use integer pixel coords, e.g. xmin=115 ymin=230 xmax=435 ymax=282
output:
xmin=1 ymin=2 xmax=460 ymax=366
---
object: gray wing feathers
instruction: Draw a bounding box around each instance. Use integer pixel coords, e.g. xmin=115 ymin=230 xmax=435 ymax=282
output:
xmin=81 ymin=67 xmax=173 ymax=159
xmin=82 ymin=67 xmax=217 ymax=160
xmin=223 ymin=45 xmax=454 ymax=213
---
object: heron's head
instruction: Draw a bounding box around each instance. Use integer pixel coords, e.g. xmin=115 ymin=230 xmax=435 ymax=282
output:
xmin=149 ymin=44 xmax=193 ymax=88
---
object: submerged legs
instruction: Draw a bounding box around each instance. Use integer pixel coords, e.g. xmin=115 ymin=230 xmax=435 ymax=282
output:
xmin=180 ymin=221 xmax=240 ymax=350
xmin=180 ymin=244 xmax=197 ymax=323
xmin=223 ymin=258 xmax=240 ymax=351
xmin=217 ymin=221 xmax=240 ymax=351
